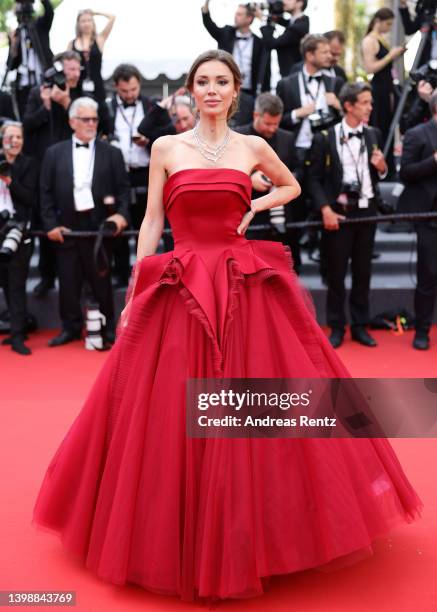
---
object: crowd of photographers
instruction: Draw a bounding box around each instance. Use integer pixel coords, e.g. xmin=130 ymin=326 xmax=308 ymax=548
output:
xmin=0 ymin=0 xmax=436 ymax=356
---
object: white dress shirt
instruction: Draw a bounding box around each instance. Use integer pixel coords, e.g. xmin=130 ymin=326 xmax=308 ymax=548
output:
xmin=292 ymin=67 xmax=329 ymax=149
xmin=335 ymin=120 xmax=374 ymax=208
xmin=72 ymin=136 xmax=96 ymax=212
xmin=233 ymin=33 xmax=254 ymax=91
xmin=18 ymin=28 xmax=43 ymax=87
xmin=114 ymin=96 xmax=149 ymax=169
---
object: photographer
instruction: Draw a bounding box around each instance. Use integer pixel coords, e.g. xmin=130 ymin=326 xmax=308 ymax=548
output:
xmin=399 ymin=0 xmax=437 ymax=67
xmin=23 ymin=50 xmax=108 ymax=298
xmin=308 ymin=82 xmax=388 ymax=349
xmin=7 ymin=0 xmax=54 ymax=119
xmin=0 ymin=122 xmax=38 ymax=355
xmin=201 ymin=1 xmax=269 ymax=96
xmin=40 ymin=98 xmax=129 ymax=347
xmin=398 ymin=91 xmax=437 ymax=351
xmin=138 ymin=90 xmax=195 ymax=138
xmin=107 ymin=64 xmax=163 ymax=287
xmin=403 ymin=63 xmax=437 ymax=129
xmin=235 ymin=92 xmax=303 ymax=270
xmin=276 ymin=34 xmax=342 ymax=185
xmin=258 ymin=0 xmax=309 ymax=78
xmin=291 ymin=30 xmax=348 ymax=82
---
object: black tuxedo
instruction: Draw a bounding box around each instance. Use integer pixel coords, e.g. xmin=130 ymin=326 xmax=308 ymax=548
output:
xmin=40 ymin=139 xmax=129 ymax=232
xmin=40 ymin=138 xmax=129 ymax=336
xmin=137 ymin=101 xmax=176 ymax=140
xmin=0 ymin=154 xmax=38 ymax=338
xmin=201 ymin=10 xmax=269 ymax=94
xmin=398 ymin=120 xmax=437 ymax=214
xmin=309 ymin=126 xmax=384 ymax=210
xmin=234 ymin=123 xmax=303 ymax=269
xmin=308 ymin=125 xmax=384 ymax=331
xmin=8 ymin=154 xmax=39 ymax=224
xmin=399 ymin=120 xmax=437 ymax=333
xmin=0 ymin=91 xmax=16 ymax=122
xmin=276 ymin=71 xmax=343 ymax=133
xmin=260 ymin=15 xmax=309 ymax=77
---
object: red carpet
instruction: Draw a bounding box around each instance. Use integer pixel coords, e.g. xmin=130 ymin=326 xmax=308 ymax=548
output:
xmin=1 ymin=328 xmax=436 ymax=611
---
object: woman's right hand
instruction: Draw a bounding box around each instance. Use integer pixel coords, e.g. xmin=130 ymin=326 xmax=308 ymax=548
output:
xmin=389 ymin=46 xmax=406 ymax=60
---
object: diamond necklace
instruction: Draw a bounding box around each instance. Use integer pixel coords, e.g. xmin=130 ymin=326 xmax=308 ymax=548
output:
xmin=193 ymin=124 xmax=231 ymax=164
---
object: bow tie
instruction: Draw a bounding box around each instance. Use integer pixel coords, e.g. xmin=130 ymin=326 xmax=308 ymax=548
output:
xmin=75 ymin=142 xmax=89 ymax=149
xmin=348 ymin=131 xmax=363 ymax=139
xmin=236 ymin=33 xmax=251 ymax=40
xmin=308 ymin=75 xmax=322 ymax=83
xmin=122 ymin=101 xmax=137 ymax=109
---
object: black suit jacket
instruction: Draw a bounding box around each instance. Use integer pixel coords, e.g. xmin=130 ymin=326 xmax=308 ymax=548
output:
xmin=6 ymin=154 xmax=38 ymax=224
xmin=0 ymin=91 xmax=16 ymax=122
xmin=308 ymin=125 xmax=384 ymax=211
xmin=398 ymin=120 xmax=437 ymax=214
xmin=116 ymin=98 xmax=177 ymax=144
xmin=235 ymin=122 xmax=299 ymax=175
xmin=40 ymin=139 xmax=130 ymax=233
xmin=276 ymin=71 xmax=343 ymax=132
xmin=201 ymin=10 xmax=269 ymax=94
xmin=260 ymin=15 xmax=309 ymax=77
xmin=7 ymin=0 xmax=54 ymax=76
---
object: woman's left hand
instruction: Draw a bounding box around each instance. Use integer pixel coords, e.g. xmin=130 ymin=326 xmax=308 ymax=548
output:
xmin=237 ymin=209 xmax=255 ymax=236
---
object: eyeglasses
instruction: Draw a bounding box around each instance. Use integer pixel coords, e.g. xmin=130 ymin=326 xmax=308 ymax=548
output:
xmin=75 ymin=117 xmax=98 ymax=124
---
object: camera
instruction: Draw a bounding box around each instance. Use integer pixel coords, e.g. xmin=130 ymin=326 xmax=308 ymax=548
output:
xmin=308 ymin=108 xmax=339 ymax=132
xmin=247 ymin=1 xmax=284 ymax=18
xmin=43 ymin=60 xmax=66 ymax=90
xmin=340 ymin=181 xmax=361 ymax=207
xmin=0 ymin=210 xmax=25 ymax=263
xmin=15 ymin=0 xmax=35 ymax=24
xmin=410 ymin=60 xmax=437 ymax=89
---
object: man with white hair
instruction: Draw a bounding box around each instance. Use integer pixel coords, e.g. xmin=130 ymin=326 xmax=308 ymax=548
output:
xmin=40 ymin=97 xmax=130 ymax=347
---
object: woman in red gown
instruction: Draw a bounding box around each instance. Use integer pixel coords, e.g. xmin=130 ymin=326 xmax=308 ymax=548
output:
xmin=33 ymin=50 xmax=422 ymax=602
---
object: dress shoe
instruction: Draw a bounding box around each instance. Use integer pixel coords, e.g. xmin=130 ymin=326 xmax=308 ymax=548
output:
xmin=413 ymin=331 xmax=430 ymax=351
xmin=48 ymin=330 xmax=81 ymax=347
xmin=351 ymin=327 xmax=378 ymax=347
xmin=329 ymin=328 xmax=345 ymax=348
xmin=33 ymin=278 xmax=55 ymax=298
xmin=10 ymin=335 xmax=31 ymax=355
xmin=2 ymin=334 xmax=29 ymax=345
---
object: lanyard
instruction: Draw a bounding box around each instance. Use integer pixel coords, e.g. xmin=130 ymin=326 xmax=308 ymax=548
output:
xmin=117 ymin=102 xmax=138 ymax=142
xmin=302 ymin=73 xmax=323 ymax=103
xmin=339 ymin=125 xmax=366 ymax=192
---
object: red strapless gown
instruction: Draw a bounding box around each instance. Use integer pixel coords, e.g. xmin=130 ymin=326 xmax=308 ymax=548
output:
xmin=33 ymin=169 xmax=422 ymax=602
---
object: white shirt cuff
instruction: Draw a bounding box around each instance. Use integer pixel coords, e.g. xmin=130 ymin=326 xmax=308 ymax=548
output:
xmin=291 ymin=110 xmax=300 ymax=124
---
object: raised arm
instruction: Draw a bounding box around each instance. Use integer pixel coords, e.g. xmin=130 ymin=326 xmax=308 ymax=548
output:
xmin=237 ymin=135 xmax=301 ymax=235
xmin=95 ymin=12 xmax=116 ymax=49
xmin=136 ymin=137 xmax=169 ymax=260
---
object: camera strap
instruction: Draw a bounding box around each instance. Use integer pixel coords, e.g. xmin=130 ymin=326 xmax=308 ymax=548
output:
xmin=302 ymin=72 xmax=323 ymax=103
xmin=339 ymin=124 xmax=366 ymax=195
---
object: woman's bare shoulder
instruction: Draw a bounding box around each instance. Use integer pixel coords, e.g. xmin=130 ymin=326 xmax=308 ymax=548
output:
xmin=231 ymin=130 xmax=266 ymax=150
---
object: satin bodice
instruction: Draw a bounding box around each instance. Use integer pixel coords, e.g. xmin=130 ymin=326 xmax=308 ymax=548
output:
xmin=163 ymin=168 xmax=252 ymax=252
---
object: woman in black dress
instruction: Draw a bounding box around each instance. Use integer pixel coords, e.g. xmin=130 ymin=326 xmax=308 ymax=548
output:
xmin=362 ymin=8 xmax=405 ymax=173
xmin=68 ymin=9 xmax=116 ymax=106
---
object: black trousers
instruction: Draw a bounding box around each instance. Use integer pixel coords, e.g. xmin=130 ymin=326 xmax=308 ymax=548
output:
xmin=0 ymin=240 xmax=32 ymax=337
xmin=113 ymin=166 xmax=148 ymax=281
xmin=415 ymin=223 xmax=437 ymax=333
xmin=324 ymin=203 xmax=376 ymax=330
xmin=56 ymin=238 xmax=115 ymax=335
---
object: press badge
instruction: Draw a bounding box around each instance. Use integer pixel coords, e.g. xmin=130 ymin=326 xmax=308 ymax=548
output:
xmin=74 ymin=184 xmax=95 ymax=211
xmin=82 ymin=79 xmax=95 ymax=93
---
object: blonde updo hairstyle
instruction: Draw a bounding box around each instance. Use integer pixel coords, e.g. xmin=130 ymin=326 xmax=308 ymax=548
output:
xmin=185 ymin=50 xmax=242 ymax=121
